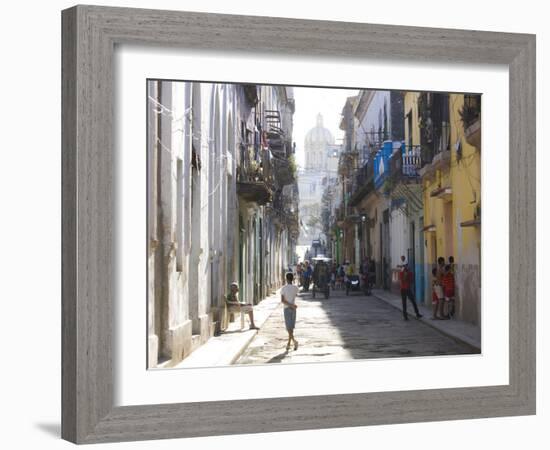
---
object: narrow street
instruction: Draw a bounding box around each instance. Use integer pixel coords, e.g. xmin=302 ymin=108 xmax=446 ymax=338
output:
xmin=146 ymin=80 xmax=482 ymax=369
xmin=236 ymin=288 xmax=474 ymax=365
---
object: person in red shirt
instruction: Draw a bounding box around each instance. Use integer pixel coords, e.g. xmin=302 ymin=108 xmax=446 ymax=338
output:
xmin=442 ymin=264 xmax=456 ymax=319
xmin=399 ymin=264 xmax=422 ymax=321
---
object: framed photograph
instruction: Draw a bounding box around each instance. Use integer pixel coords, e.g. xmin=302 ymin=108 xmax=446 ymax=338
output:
xmin=62 ymin=5 xmax=535 ymax=444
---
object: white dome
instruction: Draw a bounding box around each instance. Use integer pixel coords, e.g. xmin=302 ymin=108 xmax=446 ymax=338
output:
xmin=305 ymin=114 xmax=334 ymax=147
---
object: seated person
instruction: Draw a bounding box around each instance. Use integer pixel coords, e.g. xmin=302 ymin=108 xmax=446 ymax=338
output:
xmin=345 ymin=262 xmax=355 ymax=279
xmin=226 ymin=282 xmax=258 ymax=330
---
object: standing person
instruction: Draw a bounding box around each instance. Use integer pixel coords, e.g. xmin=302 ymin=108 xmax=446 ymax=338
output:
xmin=360 ymin=257 xmax=370 ymax=276
xmin=431 ymin=267 xmax=443 ymax=319
xmin=296 ymin=262 xmax=303 ymax=287
xmin=336 ymin=264 xmax=345 ymax=289
xmin=367 ymin=258 xmax=376 ymax=291
xmin=448 ymin=256 xmax=455 ymax=272
xmin=330 ymin=263 xmax=337 ymax=289
xmin=399 ymin=264 xmax=422 ymax=321
xmin=281 ymin=272 xmax=299 ymax=351
xmin=345 ymin=261 xmax=355 ymax=277
xmin=436 ymin=257 xmax=447 ymax=319
xmin=397 ymin=255 xmax=407 ymax=270
xmin=442 ymin=264 xmax=456 ymax=318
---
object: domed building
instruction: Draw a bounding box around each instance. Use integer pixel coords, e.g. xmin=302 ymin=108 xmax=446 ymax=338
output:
xmin=298 ymin=114 xmax=340 ymax=248
xmin=304 ymin=113 xmax=335 ymax=171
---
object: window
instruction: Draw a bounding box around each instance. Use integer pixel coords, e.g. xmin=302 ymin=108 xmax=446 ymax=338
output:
xmin=407 ymin=110 xmax=413 ymax=149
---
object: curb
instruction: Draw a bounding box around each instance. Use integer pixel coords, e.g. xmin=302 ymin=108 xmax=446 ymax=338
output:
xmin=228 ymin=330 xmax=260 ymax=365
xmin=225 ymin=296 xmax=283 ymax=365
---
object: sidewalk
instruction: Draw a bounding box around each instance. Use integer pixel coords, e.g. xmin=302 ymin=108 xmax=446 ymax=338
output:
xmin=371 ymin=289 xmax=481 ymax=352
xmin=174 ymin=290 xmax=283 ymax=368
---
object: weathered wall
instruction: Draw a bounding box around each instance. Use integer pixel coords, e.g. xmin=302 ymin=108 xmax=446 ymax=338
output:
xmin=420 ymin=94 xmax=481 ymax=325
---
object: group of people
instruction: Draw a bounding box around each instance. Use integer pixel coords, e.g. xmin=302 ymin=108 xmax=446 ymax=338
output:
xmin=431 ymin=256 xmax=456 ymax=320
xmin=225 ymin=253 xmax=457 ymax=352
xmin=324 ymin=261 xmax=355 ymax=289
xmin=295 ymin=261 xmax=313 ymax=290
xmin=397 ymin=254 xmax=456 ymax=321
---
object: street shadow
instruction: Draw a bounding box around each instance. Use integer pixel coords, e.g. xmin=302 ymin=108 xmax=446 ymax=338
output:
xmin=296 ymin=287 xmax=477 ymax=361
xmin=267 ymin=350 xmax=289 ymax=363
xmin=35 ymin=423 xmax=61 ymax=438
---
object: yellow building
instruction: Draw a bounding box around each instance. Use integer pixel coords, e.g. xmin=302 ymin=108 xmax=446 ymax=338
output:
xmin=417 ymin=93 xmax=481 ymax=325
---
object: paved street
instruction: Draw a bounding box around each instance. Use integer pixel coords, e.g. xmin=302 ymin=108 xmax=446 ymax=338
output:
xmin=236 ymin=287 xmax=476 ymax=365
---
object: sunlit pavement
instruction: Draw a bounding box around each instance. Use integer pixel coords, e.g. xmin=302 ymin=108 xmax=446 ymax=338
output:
xmin=236 ymin=286 xmax=476 ymax=365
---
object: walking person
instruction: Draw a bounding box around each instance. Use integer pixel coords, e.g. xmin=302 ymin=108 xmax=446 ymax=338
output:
xmin=302 ymin=260 xmax=313 ymax=292
xmin=281 ymin=272 xmax=300 ymax=351
xmin=399 ymin=264 xmax=422 ymax=320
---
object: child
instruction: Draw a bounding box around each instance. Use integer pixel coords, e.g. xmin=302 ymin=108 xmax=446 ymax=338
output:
xmin=281 ymin=272 xmax=300 ymax=351
xmin=442 ymin=264 xmax=456 ymax=319
xmin=431 ymin=267 xmax=443 ymax=319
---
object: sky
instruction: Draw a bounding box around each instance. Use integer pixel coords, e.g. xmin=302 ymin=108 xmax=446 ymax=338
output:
xmin=292 ymin=86 xmax=359 ymax=169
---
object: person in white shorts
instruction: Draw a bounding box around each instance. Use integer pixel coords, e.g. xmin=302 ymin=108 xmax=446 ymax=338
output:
xmin=281 ymin=272 xmax=299 ymax=351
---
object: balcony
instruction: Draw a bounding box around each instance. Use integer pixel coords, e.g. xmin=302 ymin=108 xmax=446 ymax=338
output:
xmin=390 ymin=145 xmax=422 ymax=181
xmin=271 ymin=156 xmax=295 ymax=186
xmin=237 ymin=179 xmax=271 ymax=205
xmin=387 ymin=145 xmax=423 ymax=214
xmin=348 ymin=163 xmax=375 ymax=207
xmin=269 ymin=189 xmax=300 ymax=231
xmin=373 ymin=141 xmax=397 ymax=190
xmin=237 ymin=147 xmax=272 ymax=205
xmin=464 ymin=118 xmax=481 ymax=150
xmin=418 ymin=147 xmax=451 ymax=178
xmin=460 ymin=94 xmax=481 ymax=151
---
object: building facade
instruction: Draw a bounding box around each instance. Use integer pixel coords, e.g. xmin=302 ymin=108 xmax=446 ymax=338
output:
xmin=298 ymin=113 xmax=337 ymax=247
xmin=418 ymin=92 xmax=481 ymax=324
xmin=329 ymin=89 xmax=481 ymax=326
xmin=147 ymin=81 xmax=299 ymax=368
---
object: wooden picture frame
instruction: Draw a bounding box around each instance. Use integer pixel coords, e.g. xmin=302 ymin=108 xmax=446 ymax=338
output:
xmin=62 ymin=5 xmax=536 ymax=444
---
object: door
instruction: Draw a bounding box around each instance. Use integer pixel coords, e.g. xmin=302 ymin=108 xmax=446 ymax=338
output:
xmin=444 ymin=201 xmax=454 ymax=260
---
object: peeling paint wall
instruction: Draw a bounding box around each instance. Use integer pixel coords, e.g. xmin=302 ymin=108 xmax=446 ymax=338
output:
xmin=147 ymin=81 xmax=297 ymax=367
xmin=420 ymin=94 xmax=481 ymax=325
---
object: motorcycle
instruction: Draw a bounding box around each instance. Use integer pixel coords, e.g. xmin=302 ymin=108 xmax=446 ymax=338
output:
xmin=345 ymin=274 xmax=361 ymax=295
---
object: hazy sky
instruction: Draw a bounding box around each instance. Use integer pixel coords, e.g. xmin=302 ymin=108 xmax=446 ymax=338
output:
xmin=292 ymin=86 xmax=359 ymax=169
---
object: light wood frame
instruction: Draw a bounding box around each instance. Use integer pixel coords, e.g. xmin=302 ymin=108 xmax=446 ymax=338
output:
xmin=62 ymin=5 xmax=536 ymax=444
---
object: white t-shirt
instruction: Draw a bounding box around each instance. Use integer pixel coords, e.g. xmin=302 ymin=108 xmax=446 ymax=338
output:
xmin=281 ymin=284 xmax=299 ymax=308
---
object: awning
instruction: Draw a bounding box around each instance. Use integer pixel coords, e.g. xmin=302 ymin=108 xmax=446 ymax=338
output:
xmin=460 ymin=219 xmax=481 ymax=228
xmin=430 ymin=186 xmax=452 ymax=200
